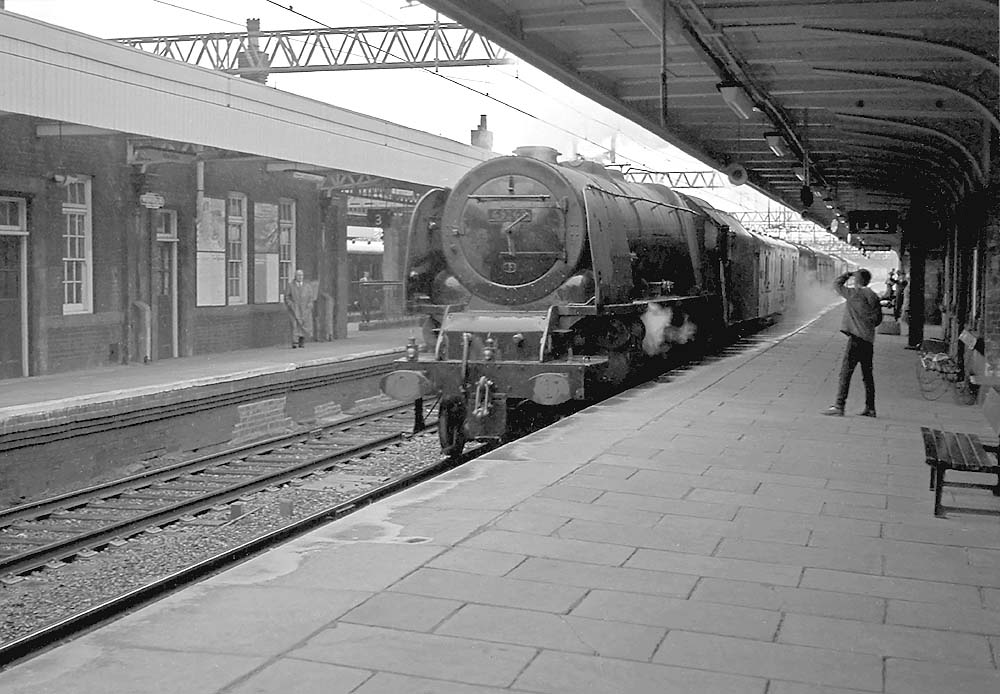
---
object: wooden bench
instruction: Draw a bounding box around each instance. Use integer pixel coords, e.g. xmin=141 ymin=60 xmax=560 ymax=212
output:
xmin=921 ymin=388 xmax=1000 ymax=517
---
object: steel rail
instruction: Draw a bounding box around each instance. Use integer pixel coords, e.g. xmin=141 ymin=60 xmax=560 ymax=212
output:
xmin=0 ymin=403 xmax=410 ymax=526
xmin=0 ymin=408 xmax=432 ymax=578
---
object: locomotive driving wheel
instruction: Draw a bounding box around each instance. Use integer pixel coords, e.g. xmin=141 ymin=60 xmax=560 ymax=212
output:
xmin=438 ymin=396 xmax=467 ymax=458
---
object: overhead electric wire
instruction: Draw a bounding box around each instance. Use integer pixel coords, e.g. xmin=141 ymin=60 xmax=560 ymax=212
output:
xmin=151 ymin=0 xmax=245 ymax=28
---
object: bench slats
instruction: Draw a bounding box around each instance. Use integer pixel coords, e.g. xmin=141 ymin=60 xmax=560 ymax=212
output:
xmin=961 ymin=434 xmax=992 ymax=472
xmin=921 ymin=426 xmax=999 ymax=473
xmin=920 ymin=425 xmax=1000 ymax=517
xmin=921 ymin=427 xmax=939 ymax=462
xmin=951 ymin=431 xmax=978 ymax=469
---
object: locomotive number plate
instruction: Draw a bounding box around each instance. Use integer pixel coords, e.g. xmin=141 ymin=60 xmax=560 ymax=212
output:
xmin=488 ymin=208 xmax=533 ymax=223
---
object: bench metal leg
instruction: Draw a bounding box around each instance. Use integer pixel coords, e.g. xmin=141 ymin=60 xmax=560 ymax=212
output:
xmin=933 ymin=465 xmax=945 ymax=516
xmin=929 ymin=466 xmax=935 ymax=490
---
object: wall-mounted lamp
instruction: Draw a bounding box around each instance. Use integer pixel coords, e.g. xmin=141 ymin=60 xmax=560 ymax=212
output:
xmin=51 ymin=173 xmax=83 ymax=186
xmin=717 ymin=82 xmax=756 ymax=120
xmin=290 ymin=171 xmax=327 ymax=184
xmin=764 ymin=132 xmax=790 ymax=157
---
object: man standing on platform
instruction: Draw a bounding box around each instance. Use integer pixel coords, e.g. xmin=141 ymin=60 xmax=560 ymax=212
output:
xmin=359 ymin=271 xmax=373 ymax=324
xmin=822 ymin=269 xmax=883 ymax=417
xmin=285 ymin=269 xmax=316 ymax=348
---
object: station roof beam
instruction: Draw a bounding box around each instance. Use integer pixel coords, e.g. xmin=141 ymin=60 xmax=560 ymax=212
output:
xmin=420 ymin=0 xmax=998 ymax=249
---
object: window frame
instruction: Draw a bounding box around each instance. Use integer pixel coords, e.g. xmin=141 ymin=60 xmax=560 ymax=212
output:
xmin=226 ymin=192 xmax=248 ymax=305
xmin=278 ymin=197 xmax=296 ymax=301
xmin=61 ymin=176 xmax=93 ymax=315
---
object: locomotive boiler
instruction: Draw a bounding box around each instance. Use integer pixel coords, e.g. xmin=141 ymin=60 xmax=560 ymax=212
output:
xmin=381 ymin=146 xmax=797 ymax=455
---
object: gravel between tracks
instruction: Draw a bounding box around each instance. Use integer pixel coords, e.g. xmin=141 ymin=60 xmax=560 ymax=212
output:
xmin=0 ymin=434 xmax=442 ymax=645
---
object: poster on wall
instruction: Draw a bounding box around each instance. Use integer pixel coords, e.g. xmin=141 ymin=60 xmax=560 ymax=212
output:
xmin=198 ymin=197 xmax=226 ymax=252
xmin=254 ymin=202 xmax=280 ymax=303
xmin=254 ymin=254 xmax=280 ymax=304
xmin=254 ymin=203 xmax=279 ymax=252
xmin=196 ymin=251 xmax=226 ymax=306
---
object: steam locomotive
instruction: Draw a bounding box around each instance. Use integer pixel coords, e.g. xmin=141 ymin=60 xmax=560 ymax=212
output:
xmin=381 ymin=146 xmax=842 ymax=455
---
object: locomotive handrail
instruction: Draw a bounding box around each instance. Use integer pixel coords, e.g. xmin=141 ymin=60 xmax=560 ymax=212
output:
xmin=585 ymin=184 xmax=694 ymax=214
xmin=539 ymin=305 xmax=558 ymax=361
xmin=468 ymin=194 xmax=551 ymax=201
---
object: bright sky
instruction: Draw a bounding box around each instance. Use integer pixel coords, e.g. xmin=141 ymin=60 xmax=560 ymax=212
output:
xmin=5 ymin=0 xmax=808 ymax=219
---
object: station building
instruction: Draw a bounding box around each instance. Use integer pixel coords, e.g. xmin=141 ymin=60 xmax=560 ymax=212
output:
xmin=0 ymin=11 xmax=495 ymax=382
xmin=0 ymin=115 xmax=414 ymax=378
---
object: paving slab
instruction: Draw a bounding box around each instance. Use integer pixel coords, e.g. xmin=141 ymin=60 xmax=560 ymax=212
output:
xmin=424 ymin=547 xmax=526 ymax=576
xmin=715 ymin=537 xmax=883 ymax=574
xmin=353 ymin=673 xmax=510 ymax=693
xmin=778 ymin=612 xmax=995 ymax=667
xmin=507 ymin=556 xmax=698 ymax=596
xmin=801 ymin=567 xmax=983 ymax=605
xmin=436 ymin=603 xmax=665 ymax=660
xmin=0 ymin=645 xmax=262 ymax=694
xmin=885 ymin=658 xmax=1000 ymax=694
xmin=388 ymin=566 xmax=586 ymax=612
xmin=886 ymin=599 xmax=1000 ymax=635
xmin=653 ymin=630 xmax=884 ymax=691
xmin=571 ymin=589 xmax=781 ymax=639
xmin=690 ymin=576 xmax=885 ymax=623
xmin=291 ymin=623 xmax=534 ymax=688
xmin=513 ymin=650 xmax=767 ymax=694
xmin=98 ymin=584 xmax=367 ymax=656
xmin=227 ymin=660 xmax=371 ymax=694
xmin=627 ymin=547 xmax=804 ymax=585
xmin=340 ymin=591 xmax=461 ymax=632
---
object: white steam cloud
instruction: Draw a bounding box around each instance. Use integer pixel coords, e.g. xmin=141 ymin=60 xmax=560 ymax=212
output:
xmin=641 ymin=304 xmax=697 ymax=356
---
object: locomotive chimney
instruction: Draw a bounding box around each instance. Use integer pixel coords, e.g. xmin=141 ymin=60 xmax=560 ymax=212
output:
xmin=513 ymin=146 xmax=560 ymax=163
xmin=471 ymin=115 xmax=493 ymax=150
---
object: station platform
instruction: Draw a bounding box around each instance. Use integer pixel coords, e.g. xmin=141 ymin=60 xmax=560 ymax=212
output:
xmin=2 ymin=308 xmax=1000 ymax=693
xmin=0 ymin=323 xmax=418 ymax=421
xmin=0 ymin=323 xmax=422 ymax=505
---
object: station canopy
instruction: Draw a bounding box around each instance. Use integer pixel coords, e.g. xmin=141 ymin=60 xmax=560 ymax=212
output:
xmin=422 ymin=0 xmax=998 ymax=249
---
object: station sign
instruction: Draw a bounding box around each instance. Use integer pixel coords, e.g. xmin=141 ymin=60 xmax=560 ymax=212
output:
xmin=366 ymin=208 xmax=394 ymax=227
xmin=140 ymin=192 xmax=165 ymax=209
xmin=848 ymin=210 xmax=898 ymax=234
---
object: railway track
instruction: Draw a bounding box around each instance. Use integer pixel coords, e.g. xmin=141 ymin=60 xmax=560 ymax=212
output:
xmin=0 ymin=401 xmax=433 ymax=579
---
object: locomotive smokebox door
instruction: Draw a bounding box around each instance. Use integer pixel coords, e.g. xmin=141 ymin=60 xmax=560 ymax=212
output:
xmin=465 ymin=392 xmax=507 ymax=441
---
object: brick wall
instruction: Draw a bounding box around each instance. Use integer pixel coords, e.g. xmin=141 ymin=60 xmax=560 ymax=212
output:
xmin=0 ymin=115 xmax=131 ymax=375
xmin=192 ymin=160 xmax=328 ymax=353
xmin=981 ymin=191 xmax=1000 ymax=375
xmin=193 ymin=304 xmax=291 ymax=353
xmin=0 ymin=115 xmax=337 ymax=376
xmin=41 ymin=314 xmax=124 ymax=372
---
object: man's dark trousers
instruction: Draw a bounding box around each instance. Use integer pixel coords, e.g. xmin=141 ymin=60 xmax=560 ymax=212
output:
xmin=836 ymin=335 xmax=875 ymax=410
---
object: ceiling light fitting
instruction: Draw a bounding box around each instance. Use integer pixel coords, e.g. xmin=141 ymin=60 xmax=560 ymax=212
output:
xmin=717 ymin=82 xmax=756 ymax=120
xmin=764 ymin=132 xmax=790 ymax=157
